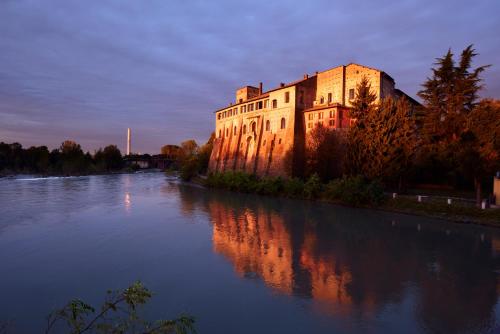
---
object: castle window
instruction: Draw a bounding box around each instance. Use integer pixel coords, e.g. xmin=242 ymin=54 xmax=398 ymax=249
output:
xmin=349 ymin=89 xmax=355 ymax=100
xmin=330 ymin=110 xmax=335 ymax=118
xmin=251 ymin=122 xmax=256 ymax=132
xmin=280 ymin=117 xmax=286 ymax=129
xmin=285 ymin=92 xmax=290 ymax=103
xmin=241 ymin=105 xmax=246 ymax=113
xmin=320 ymin=96 xmax=324 ymax=104
xmin=234 ymin=126 xmax=237 ymax=135
xmin=248 ymin=103 xmax=254 ymax=112
xmin=328 ymin=93 xmax=332 ymax=103
xmin=272 ymin=99 xmax=278 ymax=108
xmin=318 ymin=112 xmax=323 ymax=120
xmin=256 ymin=101 xmax=263 ymax=110
xmin=243 ymin=125 xmax=247 ymax=134
xmin=308 ymin=114 xmax=313 ymax=121
xmin=266 ymin=120 xmax=270 ymax=131
xmin=329 ymin=119 xmax=335 ymax=127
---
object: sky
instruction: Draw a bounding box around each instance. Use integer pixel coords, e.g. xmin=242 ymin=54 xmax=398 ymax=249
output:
xmin=0 ymin=0 xmax=499 ymax=154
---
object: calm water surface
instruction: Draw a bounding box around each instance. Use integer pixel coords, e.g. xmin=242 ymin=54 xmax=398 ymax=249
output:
xmin=1 ymin=173 xmax=500 ymax=333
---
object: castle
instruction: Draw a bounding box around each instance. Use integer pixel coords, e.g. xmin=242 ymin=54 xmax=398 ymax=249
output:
xmin=208 ymin=63 xmax=416 ymax=177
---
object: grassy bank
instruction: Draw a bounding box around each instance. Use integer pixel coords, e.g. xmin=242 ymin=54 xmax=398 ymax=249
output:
xmin=204 ymin=172 xmax=500 ymax=226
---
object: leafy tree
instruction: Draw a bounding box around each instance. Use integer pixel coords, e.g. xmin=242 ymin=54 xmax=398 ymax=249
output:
xmin=196 ymin=133 xmax=215 ymax=175
xmin=305 ymin=126 xmax=346 ymax=182
xmin=44 ymin=281 xmax=195 ymax=334
xmin=180 ymin=140 xmax=198 ymax=159
xmin=160 ymin=145 xmax=181 ymax=158
xmin=95 ymin=145 xmax=123 ymax=172
xmin=457 ymin=99 xmax=500 ymax=205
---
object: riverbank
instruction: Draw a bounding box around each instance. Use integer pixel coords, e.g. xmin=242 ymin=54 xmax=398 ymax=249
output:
xmin=197 ymin=172 xmax=500 ymax=227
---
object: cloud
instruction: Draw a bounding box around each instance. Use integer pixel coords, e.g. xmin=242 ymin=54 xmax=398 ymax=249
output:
xmin=0 ymin=0 xmax=499 ymax=153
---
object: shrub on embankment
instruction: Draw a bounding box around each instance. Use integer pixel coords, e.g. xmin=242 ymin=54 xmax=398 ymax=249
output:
xmin=204 ymin=172 xmax=385 ymax=206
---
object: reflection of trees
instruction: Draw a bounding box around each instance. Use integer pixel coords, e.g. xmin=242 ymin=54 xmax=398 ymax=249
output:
xmin=175 ymin=183 xmax=500 ymax=333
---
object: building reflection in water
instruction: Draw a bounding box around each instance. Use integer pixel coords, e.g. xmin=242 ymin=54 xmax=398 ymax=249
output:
xmin=176 ymin=184 xmax=500 ymax=332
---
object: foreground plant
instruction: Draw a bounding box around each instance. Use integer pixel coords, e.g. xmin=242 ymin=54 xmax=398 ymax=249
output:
xmin=44 ymin=281 xmax=195 ymax=334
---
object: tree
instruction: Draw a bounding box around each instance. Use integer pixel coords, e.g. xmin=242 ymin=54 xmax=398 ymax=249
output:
xmin=346 ymin=97 xmax=418 ymax=190
xmin=416 ymin=46 xmax=492 ymax=196
xmin=346 ymin=77 xmax=378 ymax=175
xmin=95 ymin=145 xmax=123 ymax=172
xmin=196 ymin=133 xmax=215 ymax=175
xmin=418 ymin=45 xmax=489 ymax=145
xmin=160 ymin=145 xmax=181 ymax=159
xmin=305 ymin=126 xmax=346 ymax=182
xmin=45 ymin=282 xmax=195 ymax=334
xmin=350 ymin=76 xmax=377 ymax=121
xmin=458 ymin=99 xmax=500 ymax=205
xmin=59 ymin=140 xmax=88 ymax=175
xmin=180 ymin=140 xmax=198 ymax=158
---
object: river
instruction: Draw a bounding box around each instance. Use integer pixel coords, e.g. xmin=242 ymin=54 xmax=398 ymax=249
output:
xmin=1 ymin=172 xmax=500 ymax=333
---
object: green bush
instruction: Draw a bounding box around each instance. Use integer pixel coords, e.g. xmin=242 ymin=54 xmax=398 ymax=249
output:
xmin=256 ymin=177 xmax=284 ymax=196
xmin=180 ymin=157 xmax=199 ymax=181
xmin=284 ymin=177 xmax=304 ymax=197
xmin=325 ymin=175 xmax=384 ymax=206
xmin=304 ymin=174 xmax=322 ymax=199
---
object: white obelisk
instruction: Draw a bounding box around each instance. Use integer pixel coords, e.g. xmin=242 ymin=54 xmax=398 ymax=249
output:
xmin=126 ymin=128 xmax=131 ymax=155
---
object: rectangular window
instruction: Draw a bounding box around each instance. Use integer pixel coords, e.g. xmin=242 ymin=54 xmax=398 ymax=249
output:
xmin=272 ymin=99 xmax=277 ymax=108
xmin=241 ymin=105 xmax=246 ymax=113
xmin=217 ymin=113 xmax=221 ymax=120
xmin=308 ymin=114 xmax=313 ymax=120
xmin=308 ymin=122 xmax=312 ymax=129
xmin=234 ymin=107 xmax=237 ymax=115
xmin=248 ymin=103 xmax=254 ymax=112
xmin=329 ymin=119 xmax=335 ymax=127
xmin=330 ymin=110 xmax=335 ymax=118
xmin=264 ymin=100 xmax=268 ymax=108
xmin=349 ymin=88 xmax=355 ymax=100
xmin=257 ymin=101 xmax=263 ymax=110
xmin=285 ymin=91 xmax=290 ymax=103
xmin=328 ymin=93 xmax=332 ymax=103
xmin=318 ymin=112 xmax=324 ymax=120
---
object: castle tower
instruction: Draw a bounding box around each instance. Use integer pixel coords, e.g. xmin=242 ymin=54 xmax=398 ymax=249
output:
xmin=126 ymin=128 xmax=131 ymax=155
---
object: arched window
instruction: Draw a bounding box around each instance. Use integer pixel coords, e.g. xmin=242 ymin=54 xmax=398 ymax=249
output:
xmin=280 ymin=118 xmax=286 ymax=129
xmin=243 ymin=125 xmax=247 ymax=134
xmin=265 ymin=120 xmax=270 ymax=131
xmin=251 ymin=122 xmax=256 ymax=132
xmin=234 ymin=126 xmax=237 ymax=135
